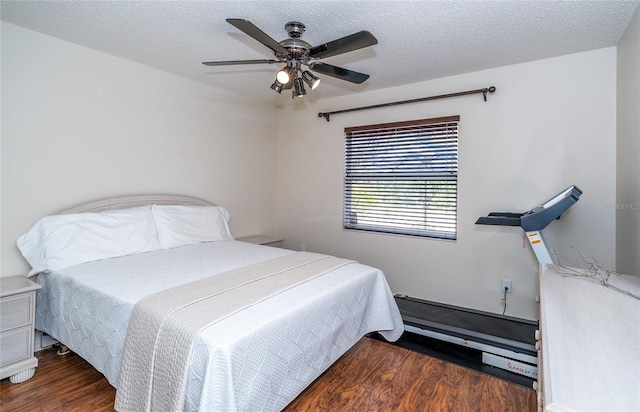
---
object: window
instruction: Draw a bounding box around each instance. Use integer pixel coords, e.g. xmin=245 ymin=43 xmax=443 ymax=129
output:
xmin=343 ymin=115 xmax=459 ymax=240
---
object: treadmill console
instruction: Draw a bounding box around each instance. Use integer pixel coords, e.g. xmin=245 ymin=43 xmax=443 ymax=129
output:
xmin=475 ymin=185 xmax=582 ymax=265
xmin=476 ymin=186 xmax=582 ymax=231
xmin=521 ymin=186 xmax=582 ymax=231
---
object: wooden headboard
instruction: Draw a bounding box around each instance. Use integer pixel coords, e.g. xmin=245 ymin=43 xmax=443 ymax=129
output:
xmin=56 ymin=195 xmax=215 ymax=214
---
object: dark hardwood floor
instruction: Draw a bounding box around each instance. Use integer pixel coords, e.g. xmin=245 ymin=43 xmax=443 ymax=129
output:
xmin=1 ymin=346 xmax=116 ymax=411
xmin=1 ymin=337 xmax=536 ymax=411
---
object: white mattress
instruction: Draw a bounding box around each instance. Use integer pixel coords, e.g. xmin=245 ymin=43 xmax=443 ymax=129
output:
xmin=34 ymin=240 xmax=403 ymax=411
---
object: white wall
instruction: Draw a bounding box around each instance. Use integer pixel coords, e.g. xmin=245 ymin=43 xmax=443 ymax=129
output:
xmin=276 ymin=48 xmax=617 ymax=320
xmin=1 ymin=22 xmax=280 ymax=277
xmin=617 ymin=8 xmax=640 ymax=276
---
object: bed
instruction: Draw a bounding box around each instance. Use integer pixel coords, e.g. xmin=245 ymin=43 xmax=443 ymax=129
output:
xmin=19 ymin=195 xmax=403 ymax=411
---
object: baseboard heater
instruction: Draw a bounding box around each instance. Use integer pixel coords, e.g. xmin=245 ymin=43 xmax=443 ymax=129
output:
xmin=395 ymin=294 xmax=538 ymax=379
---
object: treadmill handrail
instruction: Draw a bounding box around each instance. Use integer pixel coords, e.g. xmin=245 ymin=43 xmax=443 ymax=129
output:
xmin=475 ymin=215 xmax=521 ymax=226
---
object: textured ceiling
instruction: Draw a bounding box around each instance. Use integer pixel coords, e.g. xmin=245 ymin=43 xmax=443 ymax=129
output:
xmin=2 ymin=1 xmax=639 ymax=107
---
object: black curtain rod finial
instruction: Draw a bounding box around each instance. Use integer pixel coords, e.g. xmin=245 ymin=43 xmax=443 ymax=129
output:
xmin=483 ymin=86 xmax=496 ymax=101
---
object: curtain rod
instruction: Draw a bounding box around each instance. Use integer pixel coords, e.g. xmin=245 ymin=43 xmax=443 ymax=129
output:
xmin=317 ymin=86 xmax=496 ymax=122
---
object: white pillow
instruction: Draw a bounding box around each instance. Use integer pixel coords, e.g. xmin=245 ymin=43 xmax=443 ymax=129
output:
xmin=17 ymin=206 xmax=160 ymax=276
xmin=151 ymin=205 xmax=233 ymax=250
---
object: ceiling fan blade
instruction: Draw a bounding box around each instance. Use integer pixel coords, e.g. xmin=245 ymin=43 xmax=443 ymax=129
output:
xmin=309 ymin=31 xmax=378 ymax=59
xmin=309 ymin=62 xmax=370 ymax=84
xmin=203 ymin=59 xmax=280 ymax=66
xmin=226 ymin=18 xmax=288 ymax=55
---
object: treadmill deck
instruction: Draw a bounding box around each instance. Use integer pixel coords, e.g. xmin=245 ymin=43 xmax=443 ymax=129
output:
xmin=395 ymin=295 xmax=538 ymax=356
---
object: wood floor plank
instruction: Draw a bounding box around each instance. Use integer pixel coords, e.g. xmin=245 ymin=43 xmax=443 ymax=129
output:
xmin=450 ymin=366 xmax=486 ymax=411
xmin=1 ymin=337 xmax=536 ymax=411
xmin=397 ymin=354 xmax=450 ymax=411
xmin=334 ymin=337 xmax=422 ymax=412
xmin=424 ymin=359 xmax=469 ymax=411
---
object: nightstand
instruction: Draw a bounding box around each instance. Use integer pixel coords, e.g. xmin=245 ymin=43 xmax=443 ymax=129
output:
xmin=237 ymin=235 xmax=285 ymax=247
xmin=0 ymin=276 xmax=42 ymax=383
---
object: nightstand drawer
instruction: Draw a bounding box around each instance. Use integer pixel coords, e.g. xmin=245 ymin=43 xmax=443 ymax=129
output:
xmin=0 ymin=326 xmax=32 ymax=366
xmin=0 ymin=293 xmax=34 ymax=332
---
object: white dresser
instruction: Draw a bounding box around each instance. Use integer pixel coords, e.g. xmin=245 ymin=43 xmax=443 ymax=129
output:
xmin=0 ymin=276 xmax=42 ymax=383
xmin=537 ymin=265 xmax=640 ymax=411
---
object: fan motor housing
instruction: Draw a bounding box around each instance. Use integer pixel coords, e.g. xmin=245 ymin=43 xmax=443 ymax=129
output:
xmin=280 ymin=38 xmax=311 ymax=52
xmin=285 ymin=21 xmax=305 ymax=38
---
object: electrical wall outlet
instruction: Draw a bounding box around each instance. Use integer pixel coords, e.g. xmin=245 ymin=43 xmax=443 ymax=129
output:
xmin=502 ymin=279 xmax=512 ymax=293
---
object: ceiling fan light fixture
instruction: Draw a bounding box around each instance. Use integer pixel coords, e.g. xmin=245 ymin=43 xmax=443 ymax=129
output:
xmin=293 ymin=77 xmax=306 ymax=98
xmin=276 ymin=66 xmax=293 ymax=84
xmin=302 ymin=70 xmax=321 ymax=90
xmin=270 ymin=79 xmax=284 ymax=93
xmin=204 ymin=19 xmax=377 ymax=99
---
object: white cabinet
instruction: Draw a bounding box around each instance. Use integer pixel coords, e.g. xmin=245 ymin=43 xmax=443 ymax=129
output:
xmin=538 ymin=265 xmax=640 ymax=411
xmin=0 ymin=276 xmax=42 ymax=383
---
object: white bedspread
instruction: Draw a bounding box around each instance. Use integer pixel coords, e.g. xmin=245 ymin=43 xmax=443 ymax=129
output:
xmin=35 ymin=240 xmax=403 ymax=411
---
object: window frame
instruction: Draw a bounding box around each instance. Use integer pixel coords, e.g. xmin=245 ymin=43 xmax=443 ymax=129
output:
xmin=343 ymin=115 xmax=460 ymax=240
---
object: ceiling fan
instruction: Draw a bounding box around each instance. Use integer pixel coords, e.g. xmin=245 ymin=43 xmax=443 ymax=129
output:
xmin=203 ymin=19 xmax=378 ymax=98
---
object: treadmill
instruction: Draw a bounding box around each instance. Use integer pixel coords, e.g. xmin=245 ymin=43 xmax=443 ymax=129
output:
xmin=395 ymin=185 xmax=582 ymax=379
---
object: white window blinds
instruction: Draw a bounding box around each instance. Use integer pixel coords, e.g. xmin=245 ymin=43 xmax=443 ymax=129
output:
xmin=343 ymin=115 xmax=459 ymax=240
